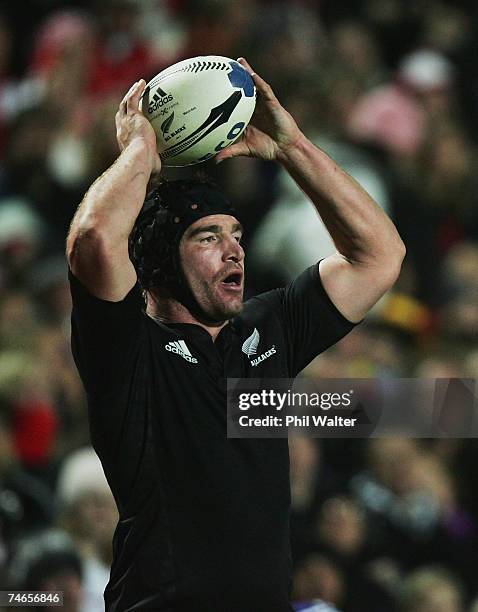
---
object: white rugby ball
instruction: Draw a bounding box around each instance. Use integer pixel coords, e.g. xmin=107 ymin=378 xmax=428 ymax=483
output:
xmin=141 ymin=55 xmax=256 ymax=166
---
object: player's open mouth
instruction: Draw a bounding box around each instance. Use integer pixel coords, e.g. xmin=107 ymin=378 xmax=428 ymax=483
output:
xmin=220 ymin=273 xmax=243 ymax=291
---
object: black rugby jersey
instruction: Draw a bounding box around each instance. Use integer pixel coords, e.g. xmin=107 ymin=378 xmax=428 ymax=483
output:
xmin=69 ymin=264 xmax=356 ymax=612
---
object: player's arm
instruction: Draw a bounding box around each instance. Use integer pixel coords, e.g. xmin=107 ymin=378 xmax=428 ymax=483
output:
xmin=276 ymin=137 xmax=405 ymax=324
xmin=66 ymin=80 xmax=161 ymax=301
xmin=217 ymin=59 xmax=405 ymax=323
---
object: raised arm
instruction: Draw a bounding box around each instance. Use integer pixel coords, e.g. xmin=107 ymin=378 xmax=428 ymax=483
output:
xmin=217 ymin=59 xmax=405 ymax=323
xmin=66 ymin=80 xmax=161 ymax=301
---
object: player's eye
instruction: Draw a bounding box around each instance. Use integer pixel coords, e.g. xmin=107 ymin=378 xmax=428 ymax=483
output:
xmin=200 ymin=234 xmax=217 ymax=243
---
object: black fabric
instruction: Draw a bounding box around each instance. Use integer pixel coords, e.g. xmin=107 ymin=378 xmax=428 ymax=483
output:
xmin=69 ymin=264 xmax=357 ymax=612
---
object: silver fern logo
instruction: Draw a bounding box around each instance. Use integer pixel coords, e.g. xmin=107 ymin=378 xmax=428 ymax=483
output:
xmin=161 ymin=112 xmax=175 ymax=135
xmin=242 ymin=328 xmax=260 ymax=357
xmin=242 ymin=328 xmax=277 ymax=367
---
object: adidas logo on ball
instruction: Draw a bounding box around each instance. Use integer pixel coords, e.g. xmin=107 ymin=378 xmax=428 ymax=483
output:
xmin=148 ymin=88 xmax=174 ymax=113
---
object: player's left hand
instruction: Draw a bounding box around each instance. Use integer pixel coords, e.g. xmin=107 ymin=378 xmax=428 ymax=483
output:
xmin=215 ymin=57 xmax=304 ymax=163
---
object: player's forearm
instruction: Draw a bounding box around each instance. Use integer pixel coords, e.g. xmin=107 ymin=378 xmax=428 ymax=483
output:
xmin=68 ymin=139 xmax=153 ymax=250
xmin=277 ymin=136 xmax=405 ymax=268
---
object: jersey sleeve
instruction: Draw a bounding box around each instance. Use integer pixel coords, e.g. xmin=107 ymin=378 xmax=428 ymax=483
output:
xmin=280 ymin=263 xmax=359 ymax=376
xmin=69 ymin=269 xmax=146 ymax=395
xmin=69 ymin=271 xmax=156 ymax=511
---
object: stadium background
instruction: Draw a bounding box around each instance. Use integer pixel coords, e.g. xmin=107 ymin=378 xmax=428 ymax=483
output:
xmin=1 ymin=1 xmax=478 ymax=610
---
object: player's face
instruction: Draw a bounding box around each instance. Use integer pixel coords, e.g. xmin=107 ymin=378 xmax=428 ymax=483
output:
xmin=179 ymin=215 xmax=245 ymax=321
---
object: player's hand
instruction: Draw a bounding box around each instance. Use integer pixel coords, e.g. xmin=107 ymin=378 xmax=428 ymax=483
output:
xmin=215 ymin=58 xmax=304 ymax=164
xmin=115 ymin=80 xmax=162 ymax=174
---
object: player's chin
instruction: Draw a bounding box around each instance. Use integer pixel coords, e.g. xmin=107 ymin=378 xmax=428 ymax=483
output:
xmin=226 ymin=299 xmax=244 ymax=317
xmin=212 ymin=292 xmax=244 ymax=319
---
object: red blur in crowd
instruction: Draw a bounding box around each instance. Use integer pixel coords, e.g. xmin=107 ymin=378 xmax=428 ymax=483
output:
xmin=12 ymin=399 xmax=58 ymax=466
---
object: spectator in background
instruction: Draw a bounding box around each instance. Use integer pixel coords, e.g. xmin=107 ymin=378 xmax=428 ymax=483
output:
xmin=290 ymin=438 xmax=323 ymax=517
xmin=248 ymin=140 xmax=391 ymax=288
xmin=2 ymin=107 xmax=79 ymax=248
xmin=438 ymin=242 xmax=478 ymax=344
xmin=302 ymin=325 xmax=408 ymax=380
xmin=89 ymin=1 xmax=159 ymax=97
xmin=290 ymin=438 xmax=329 ymax=567
xmin=0 ymin=350 xmax=58 ymax=485
xmin=310 ymin=495 xmax=395 ymax=611
xmin=28 ymin=255 xmax=71 ymax=326
xmin=0 ymin=399 xmax=55 ymax=583
xmin=293 ymin=553 xmax=345 ymax=610
xmin=327 ymin=20 xmax=386 ymax=92
xmin=350 ymin=438 xmax=477 ymax=594
xmin=56 ymin=447 xmax=118 ymax=612
xmin=29 ymin=9 xmax=95 ymax=113
xmin=470 ymin=598 xmax=478 ymax=612
xmin=27 ymin=255 xmax=89 ymax=455
xmin=9 ymin=529 xmax=84 ymax=612
xmin=315 ymin=496 xmax=366 ymax=561
xmin=350 ymin=438 xmax=444 ymax=543
xmin=0 ymin=197 xmax=44 ymax=289
xmin=397 ymin=566 xmax=464 ymax=612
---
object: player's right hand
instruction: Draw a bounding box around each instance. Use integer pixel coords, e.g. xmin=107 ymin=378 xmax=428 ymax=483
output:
xmin=215 ymin=58 xmax=304 ymax=164
xmin=115 ymin=80 xmax=162 ymax=175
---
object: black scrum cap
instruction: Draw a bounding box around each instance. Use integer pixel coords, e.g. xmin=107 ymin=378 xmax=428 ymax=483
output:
xmin=129 ymin=179 xmax=237 ymax=289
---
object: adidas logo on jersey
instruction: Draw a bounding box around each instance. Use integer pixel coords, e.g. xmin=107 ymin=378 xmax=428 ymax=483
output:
xmin=165 ymin=340 xmax=198 ymax=363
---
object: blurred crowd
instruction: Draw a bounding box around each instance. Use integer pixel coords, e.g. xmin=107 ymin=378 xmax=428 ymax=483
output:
xmin=0 ymin=1 xmax=478 ymax=610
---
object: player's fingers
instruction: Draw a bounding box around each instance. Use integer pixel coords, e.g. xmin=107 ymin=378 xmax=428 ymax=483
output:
xmin=119 ymin=88 xmax=134 ymax=116
xmin=252 ymin=72 xmax=277 ymax=103
xmin=237 ymin=57 xmax=276 ymax=103
xmin=120 ymin=81 xmax=138 ymax=113
xmin=215 ymin=140 xmax=251 ymax=163
xmin=237 ymin=57 xmax=255 ymax=75
xmin=128 ymin=79 xmax=146 ymax=111
xmin=125 ymin=80 xmax=145 ymax=113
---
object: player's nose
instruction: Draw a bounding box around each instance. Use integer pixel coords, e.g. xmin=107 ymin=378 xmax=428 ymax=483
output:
xmin=223 ymin=234 xmax=244 ymax=264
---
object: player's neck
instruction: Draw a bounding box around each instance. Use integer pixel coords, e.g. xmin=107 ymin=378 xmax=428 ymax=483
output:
xmin=146 ymin=290 xmax=227 ymax=341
